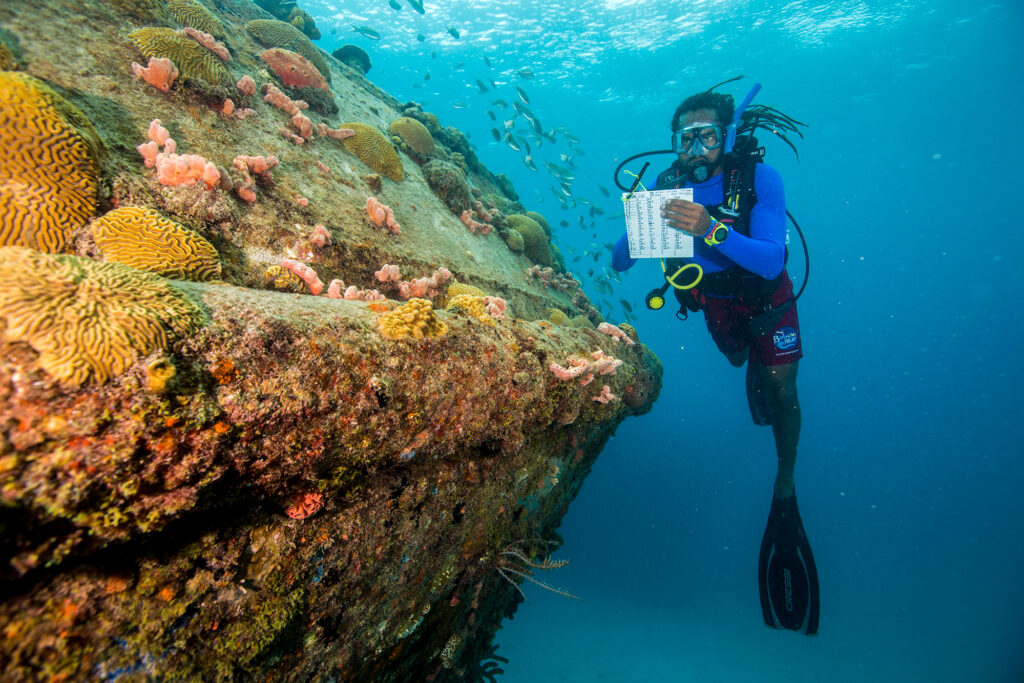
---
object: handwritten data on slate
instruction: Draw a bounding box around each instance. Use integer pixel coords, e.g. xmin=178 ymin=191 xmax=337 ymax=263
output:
xmin=622 ymin=188 xmax=695 ymax=259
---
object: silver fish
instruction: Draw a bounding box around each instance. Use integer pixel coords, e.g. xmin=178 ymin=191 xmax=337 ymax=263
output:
xmin=503 ymin=133 xmax=521 ymax=152
xmin=515 ymin=85 xmax=530 ymax=104
xmin=352 ymin=25 xmax=381 ymax=40
xmin=517 ymin=69 xmax=535 ymax=79
xmin=524 ymin=155 xmax=537 ymax=171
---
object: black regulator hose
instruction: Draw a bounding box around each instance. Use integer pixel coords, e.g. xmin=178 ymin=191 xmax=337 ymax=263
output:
xmin=613 ymin=149 xmax=677 ymax=192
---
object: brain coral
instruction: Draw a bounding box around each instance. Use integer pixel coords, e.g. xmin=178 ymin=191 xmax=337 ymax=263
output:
xmin=571 ymin=314 xmax=596 ymax=329
xmin=379 ymin=298 xmax=447 ymax=340
xmin=447 ymin=294 xmax=495 ymax=327
xmin=389 ymin=117 xmax=435 ymax=157
xmin=340 ymin=122 xmax=404 ymax=182
xmin=447 ymin=282 xmax=485 ymax=299
xmin=503 ymin=229 xmax=524 ymax=253
xmin=547 ymin=308 xmax=569 ymax=325
xmin=0 ymin=72 xmax=102 ymax=253
xmin=90 ymin=207 xmax=222 ymax=282
xmin=260 ymin=48 xmax=328 ymax=91
xmin=0 ymin=247 xmax=204 ymax=387
xmin=422 ymin=159 xmax=471 ymax=214
xmin=525 ymin=210 xmax=551 ymax=237
xmin=129 ymin=27 xmax=231 ymax=85
xmin=167 ymin=0 xmax=225 ymax=38
xmin=506 ymin=214 xmax=552 ymax=266
xmin=245 ymin=19 xmax=331 ymax=84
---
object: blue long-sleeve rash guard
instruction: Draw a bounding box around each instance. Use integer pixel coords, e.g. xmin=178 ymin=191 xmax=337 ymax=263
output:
xmin=611 ymin=163 xmax=787 ymax=282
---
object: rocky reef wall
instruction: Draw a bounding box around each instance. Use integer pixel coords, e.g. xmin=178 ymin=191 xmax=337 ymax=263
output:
xmin=0 ymin=0 xmax=661 ymax=679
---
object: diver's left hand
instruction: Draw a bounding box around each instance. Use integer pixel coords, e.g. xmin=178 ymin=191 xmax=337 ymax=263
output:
xmin=661 ymin=199 xmax=711 ymax=237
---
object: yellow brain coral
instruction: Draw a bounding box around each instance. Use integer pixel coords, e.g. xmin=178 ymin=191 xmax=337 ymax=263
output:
xmin=447 ymin=282 xmax=485 ymax=299
xmin=389 ymin=117 xmax=435 ymax=157
xmin=245 ymin=19 xmax=331 ymax=84
xmin=506 ymin=214 xmax=551 ymax=266
xmin=0 ymin=72 xmax=102 ymax=253
xmin=167 ymin=0 xmax=226 ymax=37
xmin=379 ymin=298 xmax=447 ymax=340
xmin=129 ymin=27 xmax=232 ymax=85
xmin=0 ymin=247 xmax=204 ymax=387
xmin=447 ymin=294 xmax=495 ymax=327
xmin=90 ymin=207 xmax=222 ymax=282
xmin=341 ymin=122 xmax=404 ymax=182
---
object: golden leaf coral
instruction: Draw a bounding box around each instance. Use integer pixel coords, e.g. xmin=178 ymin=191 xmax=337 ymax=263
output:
xmin=167 ymin=0 xmax=226 ymax=38
xmin=90 ymin=207 xmax=222 ymax=282
xmin=0 ymin=72 xmax=102 ymax=253
xmin=245 ymin=19 xmax=331 ymax=84
xmin=447 ymin=294 xmax=495 ymax=327
xmin=506 ymin=214 xmax=552 ymax=266
xmin=379 ymin=298 xmax=447 ymax=340
xmin=129 ymin=27 xmax=232 ymax=85
xmin=0 ymin=247 xmax=204 ymax=387
xmin=389 ymin=117 xmax=435 ymax=157
xmin=340 ymin=122 xmax=404 ymax=182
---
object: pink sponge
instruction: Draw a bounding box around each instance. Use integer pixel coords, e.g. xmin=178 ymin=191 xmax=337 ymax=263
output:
xmin=131 ymin=57 xmax=179 ymax=93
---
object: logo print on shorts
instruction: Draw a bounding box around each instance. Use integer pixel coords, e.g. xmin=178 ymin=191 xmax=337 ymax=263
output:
xmin=773 ymin=326 xmax=798 ymax=351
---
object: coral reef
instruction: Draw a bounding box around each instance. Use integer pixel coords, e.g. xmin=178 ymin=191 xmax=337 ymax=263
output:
xmin=0 ymin=0 xmax=663 ymax=679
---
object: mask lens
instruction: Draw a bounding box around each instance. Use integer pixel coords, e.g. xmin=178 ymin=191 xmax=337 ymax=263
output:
xmin=675 ymin=123 xmax=722 ymax=155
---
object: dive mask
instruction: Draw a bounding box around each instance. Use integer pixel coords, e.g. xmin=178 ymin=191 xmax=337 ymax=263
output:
xmin=671 ymin=122 xmax=723 ymax=156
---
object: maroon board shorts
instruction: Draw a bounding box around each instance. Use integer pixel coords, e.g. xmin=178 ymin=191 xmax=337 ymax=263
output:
xmin=701 ymin=271 xmax=803 ymax=366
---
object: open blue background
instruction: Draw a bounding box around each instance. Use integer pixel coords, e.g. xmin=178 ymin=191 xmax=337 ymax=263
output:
xmin=306 ymin=1 xmax=1024 ymax=679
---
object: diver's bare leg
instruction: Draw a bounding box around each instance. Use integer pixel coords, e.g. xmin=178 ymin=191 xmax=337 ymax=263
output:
xmin=757 ymin=360 xmax=800 ymax=499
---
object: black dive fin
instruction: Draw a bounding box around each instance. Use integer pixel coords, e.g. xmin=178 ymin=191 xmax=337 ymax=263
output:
xmin=758 ymin=494 xmax=820 ymax=635
xmin=746 ymin=362 xmax=773 ymax=426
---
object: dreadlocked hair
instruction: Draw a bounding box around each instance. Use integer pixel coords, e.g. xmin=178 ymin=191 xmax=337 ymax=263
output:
xmin=670 ymin=92 xmax=734 ymax=131
xmin=669 ymin=76 xmax=746 ymax=131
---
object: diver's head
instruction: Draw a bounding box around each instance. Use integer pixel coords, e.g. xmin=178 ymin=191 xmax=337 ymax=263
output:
xmin=670 ymin=90 xmax=735 ymax=183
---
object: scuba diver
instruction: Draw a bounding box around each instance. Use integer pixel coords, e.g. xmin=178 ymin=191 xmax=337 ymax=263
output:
xmin=611 ymin=78 xmax=820 ymax=635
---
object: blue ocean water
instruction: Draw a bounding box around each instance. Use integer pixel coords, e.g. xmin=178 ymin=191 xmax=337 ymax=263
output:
xmin=308 ymin=1 xmax=1024 ymax=680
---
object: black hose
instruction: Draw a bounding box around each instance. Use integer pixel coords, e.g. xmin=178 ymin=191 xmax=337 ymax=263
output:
xmin=787 ymin=210 xmax=809 ymax=301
